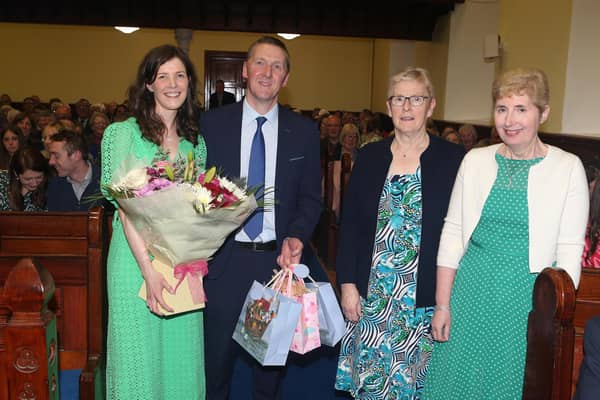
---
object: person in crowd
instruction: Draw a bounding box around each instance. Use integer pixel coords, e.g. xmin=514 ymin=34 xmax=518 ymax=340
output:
xmin=208 ymin=79 xmax=236 ymax=109
xmin=21 ymin=97 xmax=36 ymax=115
xmin=101 ymin=44 xmax=206 ymax=399
xmin=13 ymin=111 xmax=43 ymax=150
xmin=35 ymin=109 xmax=57 ymax=135
xmin=318 ymin=111 xmax=331 ymax=140
xmin=441 ymin=126 xmax=461 ymax=145
xmin=0 ymin=147 xmax=49 ymax=211
xmin=335 ymin=67 xmax=465 ymax=399
xmin=0 ymin=94 xmax=11 ymax=107
xmin=359 ymin=112 xmax=393 ymax=147
xmin=458 ymin=123 xmax=478 ymax=151
xmin=423 ymin=67 xmax=589 ymax=399
xmin=582 ymin=170 xmax=600 ymax=268
xmin=574 ymin=315 xmax=600 ymax=400
xmin=331 ymin=123 xmax=361 ymax=220
xmin=426 ymin=118 xmax=440 ymax=136
xmin=335 ymin=123 xmax=360 ymax=162
xmin=13 ymin=112 xmax=33 ymax=139
xmin=112 ymin=103 xmax=130 ymax=122
xmin=0 ymin=126 xmax=23 ymax=170
xmin=87 ymin=111 xmax=110 ymax=163
xmin=200 ymin=35 xmax=321 ymax=400
xmin=53 ymin=103 xmax=73 ymax=121
xmin=41 ymin=122 xmax=64 ymax=159
xmin=74 ymin=98 xmax=92 ymax=130
xmin=46 ymin=130 xmax=105 ymax=211
xmin=320 ymin=113 xmax=342 ymax=162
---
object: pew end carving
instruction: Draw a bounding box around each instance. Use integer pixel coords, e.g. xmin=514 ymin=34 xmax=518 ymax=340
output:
xmin=1 ymin=258 xmax=58 ymax=400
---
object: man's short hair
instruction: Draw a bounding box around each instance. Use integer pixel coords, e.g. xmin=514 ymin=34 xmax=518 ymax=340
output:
xmin=49 ymin=130 xmax=89 ymax=160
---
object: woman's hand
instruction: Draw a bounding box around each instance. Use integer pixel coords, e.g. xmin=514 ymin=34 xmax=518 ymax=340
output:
xmin=142 ymin=267 xmax=175 ymax=315
xmin=431 ymin=308 xmax=451 ymax=342
xmin=341 ymin=283 xmax=362 ymax=322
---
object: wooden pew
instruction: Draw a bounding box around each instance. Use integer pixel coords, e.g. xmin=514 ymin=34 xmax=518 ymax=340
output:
xmin=523 ymin=268 xmax=600 ymax=399
xmin=0 ymin=207 xmax=108 ymax=399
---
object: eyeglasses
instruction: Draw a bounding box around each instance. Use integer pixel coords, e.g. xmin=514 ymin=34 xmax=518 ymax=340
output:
xmin=387 ymin=95 xmax=430 ymax=107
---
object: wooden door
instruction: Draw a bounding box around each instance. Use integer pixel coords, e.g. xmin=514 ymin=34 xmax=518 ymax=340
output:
xmin=204 ymin=51 xmax=246 ymax=111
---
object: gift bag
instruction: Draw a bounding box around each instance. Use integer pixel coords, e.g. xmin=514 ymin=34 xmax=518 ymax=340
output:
xmin=306 ymin=281 xmax=345 ymax=346
xmin=276 ymin=269 xmax=321 ymax=355
xmin=232 ymin=280 xmax=302 ymax=366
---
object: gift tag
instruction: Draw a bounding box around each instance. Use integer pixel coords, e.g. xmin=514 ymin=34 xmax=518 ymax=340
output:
xmin=291 ymin=263 xmax=310 ymax=279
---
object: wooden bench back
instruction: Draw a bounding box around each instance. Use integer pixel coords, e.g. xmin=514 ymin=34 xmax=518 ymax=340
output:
xmin=523 ymin=267 xmax=600 ymax=399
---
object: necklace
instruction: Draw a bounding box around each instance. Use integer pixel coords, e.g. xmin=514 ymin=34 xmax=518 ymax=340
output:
xmin=505 ymin=160 xmax=530 ymax=188
xmin=394 ymin=134 xmax=428 ymax=158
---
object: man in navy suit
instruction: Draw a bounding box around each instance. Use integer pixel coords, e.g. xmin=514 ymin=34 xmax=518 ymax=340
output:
xmin=575 ymin=315 xmax=600 ymax=400
xmin=200 ymin=36 xmax=322 ymax=400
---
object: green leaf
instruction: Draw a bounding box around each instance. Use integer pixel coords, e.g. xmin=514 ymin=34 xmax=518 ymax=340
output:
xmin=203 ymin=166 xmax=216 ymax=184
xmin=165 ymin=164 xmax=174 ymax=181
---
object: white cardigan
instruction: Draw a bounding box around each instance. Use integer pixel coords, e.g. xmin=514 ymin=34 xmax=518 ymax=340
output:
xmin=437 ymin=143 xmax=589 ymax=288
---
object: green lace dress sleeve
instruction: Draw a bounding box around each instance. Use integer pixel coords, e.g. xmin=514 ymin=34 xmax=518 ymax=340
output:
xmin=101 ymin=119 xmax=137 ymax=207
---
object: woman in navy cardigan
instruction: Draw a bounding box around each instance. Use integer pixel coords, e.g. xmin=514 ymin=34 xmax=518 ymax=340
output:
xmin=334 ymin=67 xmax=464 ymax=399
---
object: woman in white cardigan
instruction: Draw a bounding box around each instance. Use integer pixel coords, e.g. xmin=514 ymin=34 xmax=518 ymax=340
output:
xmin=423 ymin=68 xmax=589 ymax=399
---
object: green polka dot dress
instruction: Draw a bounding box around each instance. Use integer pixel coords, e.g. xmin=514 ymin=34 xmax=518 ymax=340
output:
xmin=423 ymin=154 xmax=542 ymax=400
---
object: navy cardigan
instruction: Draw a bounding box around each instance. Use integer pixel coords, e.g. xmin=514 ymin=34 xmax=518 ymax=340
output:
xmin=336 ymin=134 xmax=465 ymax=307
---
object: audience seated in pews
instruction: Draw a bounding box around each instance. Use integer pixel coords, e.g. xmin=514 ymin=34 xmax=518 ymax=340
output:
xmin=0 ymin=146 xmax=49 ymax=211
xmin=46 ymin=130 xmax=105 ymax=211
xmin=574 ymin=315 xmax=600 ymax=400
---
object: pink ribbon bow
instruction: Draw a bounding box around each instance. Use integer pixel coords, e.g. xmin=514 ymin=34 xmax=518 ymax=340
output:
xmin=173 ymin=260 xmax=208 ymax=304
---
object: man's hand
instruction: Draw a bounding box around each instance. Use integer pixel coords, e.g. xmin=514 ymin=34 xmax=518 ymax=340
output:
xmin=277 ymin=237 xmax=303 ymax=268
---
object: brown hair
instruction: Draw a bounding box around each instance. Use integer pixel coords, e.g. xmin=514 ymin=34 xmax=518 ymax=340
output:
xmin=8 ymin=147 xmax=49 ymax=210
xmin=127 ymin=44 xmax=201 ymax=146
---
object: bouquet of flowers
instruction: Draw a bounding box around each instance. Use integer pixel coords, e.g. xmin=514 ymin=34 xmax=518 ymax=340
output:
xmin=106 ymin=150 xmax=257 ymax=315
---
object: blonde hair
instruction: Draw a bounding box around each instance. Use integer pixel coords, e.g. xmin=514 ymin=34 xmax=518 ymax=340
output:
xmin=388 ymin=67 xmax=435 ymax=99
xmin=492 ymin=67 xmax=549 ymax=113
xmin=339 ymin=123 xmax=360 ymax=143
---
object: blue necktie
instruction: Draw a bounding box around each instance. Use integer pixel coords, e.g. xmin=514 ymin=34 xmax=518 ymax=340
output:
xmin=244 ymin=116 xmax=267 ymax=240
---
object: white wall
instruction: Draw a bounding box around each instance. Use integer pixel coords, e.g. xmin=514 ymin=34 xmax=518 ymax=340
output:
xmin=562 ymin=0 xmax=600 ymax=137
xmin=443 ymin=0 xmax=499 ymax=124
xmin=389 ymin=40 xmax=415 ymax=77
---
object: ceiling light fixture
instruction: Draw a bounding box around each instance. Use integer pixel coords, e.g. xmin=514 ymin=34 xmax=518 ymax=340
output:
xmin=115 ymin=26 xmax=140 ymax=34
xmin=277 ymin=33 xmax=300 ymax=40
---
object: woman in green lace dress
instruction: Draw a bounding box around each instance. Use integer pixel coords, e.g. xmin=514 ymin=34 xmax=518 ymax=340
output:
xmin=101 ymin=45 xmax=207 ymax=399
xmin=423 ymin=68 xmax=589 ymax=399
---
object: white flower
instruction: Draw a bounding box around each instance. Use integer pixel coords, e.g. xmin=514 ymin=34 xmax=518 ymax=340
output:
xmin=193 ymin=184 xmax=214 ymax=214
xmin=117 ymin=168 xmax=149 ymax=190
xmin=218 ymin=176 xmax=248 ymax=201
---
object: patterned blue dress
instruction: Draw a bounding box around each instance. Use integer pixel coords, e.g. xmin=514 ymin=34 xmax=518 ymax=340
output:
xmin=336 ymin=168 xmax=434 ymax=399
